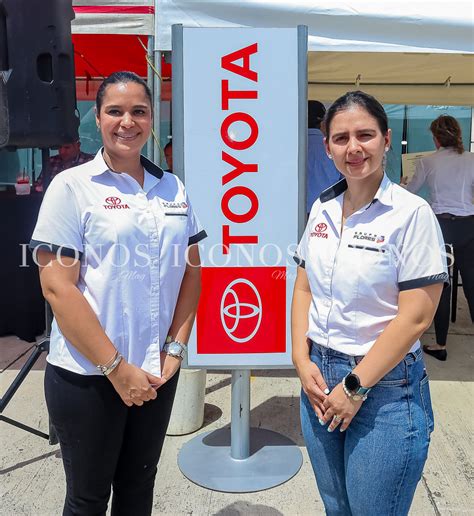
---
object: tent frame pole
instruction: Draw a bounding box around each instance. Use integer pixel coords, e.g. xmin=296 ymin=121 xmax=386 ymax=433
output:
xmin=147 ymin=35 xmax=155 ymax=162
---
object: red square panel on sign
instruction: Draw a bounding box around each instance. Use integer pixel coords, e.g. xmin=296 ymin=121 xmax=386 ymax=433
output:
xmin=197 ymin=267 xmax=286 ymax=354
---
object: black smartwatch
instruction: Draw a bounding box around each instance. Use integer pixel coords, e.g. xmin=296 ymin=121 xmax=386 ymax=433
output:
xmin=342 ymin=373 xmax=371 ymax=401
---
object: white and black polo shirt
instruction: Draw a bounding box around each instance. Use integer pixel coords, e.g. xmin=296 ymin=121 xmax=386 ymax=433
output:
xmin=30 ymin=150 xmax=206 ymax=376
xmin=295 ymin=173 xmax=448 ymax=356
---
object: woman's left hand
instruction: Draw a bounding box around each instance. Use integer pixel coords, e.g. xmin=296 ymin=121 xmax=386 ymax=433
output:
xmin=153 ymin=351 xmax=182 ymax=388
xmin=321 ymin=383 xmax=363 ymax=432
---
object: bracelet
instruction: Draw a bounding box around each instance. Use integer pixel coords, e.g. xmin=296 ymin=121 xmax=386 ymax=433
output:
xmin=96 ymin=350 xmax=118 ymax=374
xmin=103 ymin=353 xmax=123 ymax=376
xmin=342 ymin=379 xmax=353 ymax=399
xmin=166 ymin=335 xmax=186 ymax=347
xmin=96 ymin=350 xmax=123 ymax=376
xmin=341 ymin=374 xmax=371 ymax=402
xmin=102 ymin=350 xmax=118 ymax=368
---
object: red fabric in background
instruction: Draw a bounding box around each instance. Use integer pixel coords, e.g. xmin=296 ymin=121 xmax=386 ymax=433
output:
xmin=73 ymin=34 xmax=172 ymax=101
xmin=73 ymin=6 xmax=154 ymax=14
xmin=73 ymin=34 xmax=148 ymax=79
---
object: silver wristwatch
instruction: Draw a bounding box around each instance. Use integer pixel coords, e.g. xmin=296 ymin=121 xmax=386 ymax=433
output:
xmin=163 ymin=340 xmax=186 ymax=360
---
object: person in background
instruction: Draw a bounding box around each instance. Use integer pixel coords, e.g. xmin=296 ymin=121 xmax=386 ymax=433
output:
xmin=164 ymin=140 xmax=173 ymax=173
xmin=307 ymin=100 xmax=342 ymax=215
xmin=35 ymin=139 xmax=94 ymax=190
xmin=293 ymin=91 xmax=447 ymax=515
xmin=404 ymin=115 xmax=474 ymax=361
xmin=30 ymin=71 xmax=206 ymax=515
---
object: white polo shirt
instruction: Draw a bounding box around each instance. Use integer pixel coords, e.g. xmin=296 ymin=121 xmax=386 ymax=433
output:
xmin=30 ymin=150 xmax=206 ymax=376
xmin=295 ymin=174 xmax=448 ymax=356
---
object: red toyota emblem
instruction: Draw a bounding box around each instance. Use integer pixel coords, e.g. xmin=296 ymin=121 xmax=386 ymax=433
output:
xmin=315 ymin=223 xmax=327 ymax=233
xmin=221 ymin=278 xmax=262 ymax=343
xmin=105 ymin=197 xmax=122 ymax=205
xmin=197 ymin=267 xmax=286 ymax=355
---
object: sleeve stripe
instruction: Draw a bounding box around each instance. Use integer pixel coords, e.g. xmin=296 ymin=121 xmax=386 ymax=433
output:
xmin=188 ymin=230 xmax=207 ymax=245
xmin=293 ymin=254 xmax=305 ymax=268
xmin=29 ymin=240 xmax=83 ymax=259
xmin=398 ymin=273 xmax=449 ymax=291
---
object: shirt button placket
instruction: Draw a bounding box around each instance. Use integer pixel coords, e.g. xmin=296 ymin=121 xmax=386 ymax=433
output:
xmin=147 ymin=202 xmax=161 ymax=347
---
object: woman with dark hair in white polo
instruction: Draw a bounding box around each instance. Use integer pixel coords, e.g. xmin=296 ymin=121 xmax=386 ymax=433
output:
xmin=292 ymin=91 xmax=447 ymax=515
xmin=30 ymin=71 xmax=206 ymax=515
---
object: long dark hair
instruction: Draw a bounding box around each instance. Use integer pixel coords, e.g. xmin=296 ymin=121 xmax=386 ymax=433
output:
xmin=96 ymin=71 xmax=152 ymax=114
xmin=324 ymin=91 xmax=388 ymax=137
xmin=430 ymin=115 xmax=464 ymax=154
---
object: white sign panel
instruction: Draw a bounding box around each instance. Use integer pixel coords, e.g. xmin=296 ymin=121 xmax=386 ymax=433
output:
xmin=179 ymin=27 xmax=304 ymax=367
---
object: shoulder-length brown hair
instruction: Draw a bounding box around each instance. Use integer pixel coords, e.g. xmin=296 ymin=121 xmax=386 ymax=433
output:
xmin=430 ymin=115 xmax=464 ymax=154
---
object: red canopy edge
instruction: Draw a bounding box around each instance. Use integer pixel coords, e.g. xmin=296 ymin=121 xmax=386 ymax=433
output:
xmin=73 ymin=6 xmax=155 ymax=14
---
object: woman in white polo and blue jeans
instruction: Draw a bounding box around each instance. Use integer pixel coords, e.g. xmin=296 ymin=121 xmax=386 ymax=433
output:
xmin=292 ymin=91 xmax=447 ymax=515
xmin=30 ymin=71 xmax=206 ymax=515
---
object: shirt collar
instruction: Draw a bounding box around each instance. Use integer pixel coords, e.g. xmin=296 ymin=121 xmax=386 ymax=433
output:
xmin=88 ymin=148 xmax=164 ymax=180
xmin=320 ymin=173 xmax=393 ymax=208
xmin=373 ymin=173 xmax=393 ymax=207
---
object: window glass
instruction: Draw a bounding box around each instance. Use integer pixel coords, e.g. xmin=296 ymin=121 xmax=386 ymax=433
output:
xmin=405 ymin=105 xmax=472 ymax=200
xmin=0 ymin=148 xmax=27 ymax=184
xmin=0 ymin=100 xmax=102 ymax=186
xmin=385 ymin=104 xmax=404 ymax=183
xmin=407 ymin=105 xmax=471 ymax=152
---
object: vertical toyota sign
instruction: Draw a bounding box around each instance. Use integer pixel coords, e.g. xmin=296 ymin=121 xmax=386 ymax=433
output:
xmin=173 ymin=26 xmax=307 ymax=368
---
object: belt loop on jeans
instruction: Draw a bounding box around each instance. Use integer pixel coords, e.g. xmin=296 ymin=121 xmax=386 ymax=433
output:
xmin=405 ymin=347 xmax=422 ymax=364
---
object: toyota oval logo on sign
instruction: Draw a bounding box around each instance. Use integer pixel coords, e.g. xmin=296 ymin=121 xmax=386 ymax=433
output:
xmin=220 ymin=279 xmax=262 ymax=343
xmin=197 ymin=267 xmax=286 ymax=355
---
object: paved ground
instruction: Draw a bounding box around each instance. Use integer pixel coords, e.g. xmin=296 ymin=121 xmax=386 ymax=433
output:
xmin=1 ymin=294 xmax=473 ymax=515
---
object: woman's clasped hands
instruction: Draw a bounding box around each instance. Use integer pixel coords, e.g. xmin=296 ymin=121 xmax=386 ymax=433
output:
xmin=297 ymin=360 xmax=363 ymax=433
xmin=322 ymin=383 xmax=363 ymax=433
xmin=107 ymin=359 xmax=164 ymax=407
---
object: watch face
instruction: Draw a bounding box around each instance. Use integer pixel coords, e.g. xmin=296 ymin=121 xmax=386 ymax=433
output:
xmin=168 ymin=342 xmax=183 ymax=355
xmin=345 ymin=373 xmax=360 ymax=392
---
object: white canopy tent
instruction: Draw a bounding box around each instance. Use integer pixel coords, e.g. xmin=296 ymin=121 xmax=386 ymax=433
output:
xmin=154 ymin=0 xmax=474 ymax=106
xmin=72 ymin=0 xmax=154 ymax=35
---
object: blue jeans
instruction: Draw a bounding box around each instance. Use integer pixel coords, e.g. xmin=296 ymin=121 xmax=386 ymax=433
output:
xmin=301 ymin=343 xmax=434 ymax=516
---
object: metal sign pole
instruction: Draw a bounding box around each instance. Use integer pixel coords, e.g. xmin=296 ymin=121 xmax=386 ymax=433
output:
xmin=230 ymin=370 xmax=250 ymax=460
xmin=177 ymin=367 xmax=302 ymax=492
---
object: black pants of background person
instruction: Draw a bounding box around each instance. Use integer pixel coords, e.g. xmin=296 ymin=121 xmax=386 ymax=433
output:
xmin=45 ymin=362 xmax=180 ymax=516
xmin=434 ymin=215 xmax=474 ymax=346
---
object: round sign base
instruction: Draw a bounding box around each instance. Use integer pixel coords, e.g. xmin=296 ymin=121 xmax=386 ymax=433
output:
xmin=177 ymin=427 xmax=302 ymax=493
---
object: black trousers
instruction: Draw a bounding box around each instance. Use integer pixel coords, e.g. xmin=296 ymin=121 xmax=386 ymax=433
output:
xmin=45 ymin=363 xmax=179 ymax=516
xmin=434 ymin=216 xmax=474 ymax=345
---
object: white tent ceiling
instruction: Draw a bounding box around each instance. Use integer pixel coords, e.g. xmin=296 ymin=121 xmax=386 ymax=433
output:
xmin=155 ymin=0 xmax=474 ymax=105
xmin=155 ymin=1 xmax=473 ymax=54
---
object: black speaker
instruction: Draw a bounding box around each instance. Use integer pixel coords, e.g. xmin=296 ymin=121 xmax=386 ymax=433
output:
xmin=0 ymin=0 xmax=79 ymax=149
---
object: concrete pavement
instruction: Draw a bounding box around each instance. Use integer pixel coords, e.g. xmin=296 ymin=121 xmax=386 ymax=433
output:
xmin=1 ymin=294 xmax=473 ymax=515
